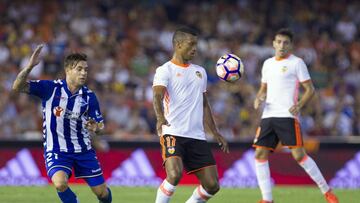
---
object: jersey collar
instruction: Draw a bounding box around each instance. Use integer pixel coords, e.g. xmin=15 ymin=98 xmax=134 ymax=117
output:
xmin=62 ymin=79 xmax=84 ymax=97
xmin=170 ymin=59 xmax=190 ymax=68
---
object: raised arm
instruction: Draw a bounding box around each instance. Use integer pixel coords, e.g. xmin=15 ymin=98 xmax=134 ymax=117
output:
xmin=289 ymin=80 xmax=315 ymax=115
xmin=254 ymin=83 xmax=267 ymax=109
xmin=153 ymin=85 xmax=169 ymax=136
xmin=12 ymin=44 xmax=44 ymax=93
xmin=203 ymin=92 xmax=229 ymax=153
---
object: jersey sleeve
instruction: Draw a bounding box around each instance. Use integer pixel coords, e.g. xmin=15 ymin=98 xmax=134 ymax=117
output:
xmin=29 ymin=80 xmax=55 ymax=100
xmin=153 ymin=66 xmax=169 ymax=87
xmin=296 ymin=59 xmax=311 ymax=83
xmin=260 ymin=61 xmax=267 ymax=84
xmin=87 ymin=93 xmax=104 ymax=123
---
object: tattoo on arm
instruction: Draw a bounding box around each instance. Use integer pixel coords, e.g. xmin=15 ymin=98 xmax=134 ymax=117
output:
xmin=153 ymin=87 xmax=165 ymax=120
xmin=12 ymin=67 xmax=32 ymax=93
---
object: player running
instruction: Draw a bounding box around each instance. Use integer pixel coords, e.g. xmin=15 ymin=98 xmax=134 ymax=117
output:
xmin=12 ymin=45 xmax=112 ymax=203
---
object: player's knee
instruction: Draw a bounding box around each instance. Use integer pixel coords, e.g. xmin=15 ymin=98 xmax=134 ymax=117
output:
xmin=293 ymin=153 xmax=305 ymax=163
xmin=53 ymin=180 xmax=68 ymax=192
xmin=203 ymin=181 xmax=220 ymax=195
xmin=95 ymin=187 xmax=108 ymax=199
xmin=166 ymin=170 xmax=182 ymax=185
xmin=255 ymin=149 xmax=269 ymax=160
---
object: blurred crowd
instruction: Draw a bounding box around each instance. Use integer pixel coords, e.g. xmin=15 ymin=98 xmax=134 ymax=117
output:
xmin=0 ymin=0 xmax=359 ymax=141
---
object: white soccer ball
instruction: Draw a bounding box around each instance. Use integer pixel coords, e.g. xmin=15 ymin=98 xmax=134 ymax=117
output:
xmin=216 ymin=54 xmax=244 ymax=82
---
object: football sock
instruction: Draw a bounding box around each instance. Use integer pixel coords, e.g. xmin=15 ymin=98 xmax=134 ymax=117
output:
xmin=255 ymin=159 xmax=273 ymax=201
xmin=185 ymin=185 xmax=213 ymax=203
xmin=298 ymin=155 xmax=330 ymax=194
xmin=155 ymin=179 xmax=176 ymax=203
xmin=57 ymin=187 xmax=78 ymax=203
xmin=98 ymin=187 xmax=112 ymax=203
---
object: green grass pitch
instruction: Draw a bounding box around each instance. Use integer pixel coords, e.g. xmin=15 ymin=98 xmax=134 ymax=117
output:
xmin=0 ymin=185 xmax=357 ymax=203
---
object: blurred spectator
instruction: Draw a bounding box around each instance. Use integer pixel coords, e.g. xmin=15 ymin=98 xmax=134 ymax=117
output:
xmin=1 ymin=0 xmax=359 ymax=141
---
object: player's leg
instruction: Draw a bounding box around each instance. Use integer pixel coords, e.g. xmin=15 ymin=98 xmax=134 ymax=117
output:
xmin=156 ymin=135 xmax=184 ymax=203
xmin=253 ymin=118 xmax=278 ymax=203
xmin=51 ymin=170 xmax=78 ymax=203
xmin=275 ymin=118 xmax=338 ymax=203
xmin=186 ymin=166 xmax=219 ymax=203
xmin=88 ymin=179 xmax=112 ymax=203
xmin=45 ymin=151 xmax=78 ymax=203
xmin=73 ymin=150 xmax=112 ymax=203
xmin=181 ymin=138 xmax=217 ymax=203
xmin=254 ymin=147 xmax=273 ymax=203
xmin=292 ymin=147 xmax=338 ymax=203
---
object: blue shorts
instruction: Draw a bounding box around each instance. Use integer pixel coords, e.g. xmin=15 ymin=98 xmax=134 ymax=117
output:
xmin=44 ymin=149 xmax=105 ymax=187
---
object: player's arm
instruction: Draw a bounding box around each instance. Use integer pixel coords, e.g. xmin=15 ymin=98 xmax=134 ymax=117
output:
xmin=12 ymin=44 xmax=44 ymax=93
xmin=253 ymin=83 xmax=267 ymax=109
xmin=86 ymin=93 xmax=105 ymax=135
xmin=203 ymin=93 xmax=229 ymax=153
xmin=289 ymin=80 xmax=315 ymax=115
xmin=153 ymin=86 xmax=169 ymax=136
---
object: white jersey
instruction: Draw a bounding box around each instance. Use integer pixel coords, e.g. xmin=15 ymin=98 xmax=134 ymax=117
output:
xmin=261 ymin=54 xmax=311 ymax=118
xmin=153 ymin=60 xmax=207 ymax=140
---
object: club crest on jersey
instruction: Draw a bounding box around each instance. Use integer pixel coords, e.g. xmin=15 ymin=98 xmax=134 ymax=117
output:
xmin=167 ymin=146 xmax=175 ymax=154
xmin=195 ymin=71 xmax=202 ymax=78
xmin=53 ymin=106 xmax=64 ymax=117
xmin=281 ymin=66 xmax=288 ymax=73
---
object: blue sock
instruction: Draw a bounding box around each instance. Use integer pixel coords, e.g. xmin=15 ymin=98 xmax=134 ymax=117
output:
xmin=57 ymin=187 xmax=78 ymax=203
xmin=98 ymin=187 xmax=112 ymax=203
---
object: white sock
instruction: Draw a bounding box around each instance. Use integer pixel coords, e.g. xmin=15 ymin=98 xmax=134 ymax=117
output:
xmin=155 ymin=179 xmax=176 ymax=203
xmin=298 ymin=155 xmax=330 ymax=194
xmin=255 ymin=159 xmax=273 ymax=201
xmin=185 ymin=185 xmax=213 ymax=203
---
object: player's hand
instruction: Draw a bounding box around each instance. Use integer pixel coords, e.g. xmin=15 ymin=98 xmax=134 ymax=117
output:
xmin=289 ymin=104 xmax=301 ymax=115
xmin=214 ymin=133 xmax=229 ymax=153
xmin=27 ymin=44 xmax=44 ymax=68
xmin=254 ymin=96 xmax=265 ymax=110
xmin=86 ymin=119 xmax=99 ymax=133
xmin=156 ymin=117 xmax=170 ymax=136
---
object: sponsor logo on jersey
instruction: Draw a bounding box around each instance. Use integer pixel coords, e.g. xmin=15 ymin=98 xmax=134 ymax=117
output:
xmin=53 ymin=106 xmax=64 ymax=117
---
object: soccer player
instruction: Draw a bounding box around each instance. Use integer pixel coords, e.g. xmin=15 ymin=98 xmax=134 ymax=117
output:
xmin=153 ymin=26 xmax=229 ymax=203
xmin=253 ymin=28 xmax=339 ymax=203
xmin=12 ymin=45 xmax=112 ymax=203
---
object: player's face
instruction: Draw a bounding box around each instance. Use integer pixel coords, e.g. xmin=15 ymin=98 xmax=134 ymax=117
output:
xmin=65 ymin=60 xmax=88 ymax=87
xmin=178 ymin=34 xmax=198 ymax=61
xmin=273 ymin=34 xmax=292 ymax=58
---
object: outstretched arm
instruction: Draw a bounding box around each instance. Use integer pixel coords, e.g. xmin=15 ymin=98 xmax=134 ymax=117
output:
xmin=203 ymin=93 xmax=229 ymax=153
xmin=12 ymin=44 xmax=44 ymax=93
xmin=253 ymin=83 xmax=267 ymax=109
xmin=153 ymin=85 xmax=169 ymax=136
xmin=289 ymin=81 xmax=315 ymax=115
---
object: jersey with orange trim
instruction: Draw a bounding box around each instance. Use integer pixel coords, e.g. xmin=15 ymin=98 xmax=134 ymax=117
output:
xmin=153 ymin=60 xmax=207 ymax=140
xmin=261 ymin=54 xmax=310 ymax=118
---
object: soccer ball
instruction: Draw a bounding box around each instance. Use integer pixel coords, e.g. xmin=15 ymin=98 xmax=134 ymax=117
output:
xmin=216 ymin=54 xmax=244 ymax=82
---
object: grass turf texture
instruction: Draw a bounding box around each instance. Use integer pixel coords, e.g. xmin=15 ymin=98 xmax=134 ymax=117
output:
xmin=0 ymin=185 xmax=357 ymax=203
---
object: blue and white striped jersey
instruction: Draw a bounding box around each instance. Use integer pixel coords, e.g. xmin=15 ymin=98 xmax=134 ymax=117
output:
xmin=29 ymin=79 xmax=104 ymax=153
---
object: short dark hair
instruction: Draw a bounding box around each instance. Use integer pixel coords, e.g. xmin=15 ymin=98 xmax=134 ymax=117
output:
xmin=172 ymin=26 xmax=198 ymax=46
xmin=64 ymin=53 xmax=87 ymax=69
xmin=275 ymin=28 xmax=294 ymax=42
